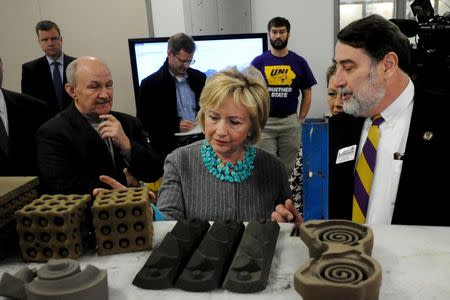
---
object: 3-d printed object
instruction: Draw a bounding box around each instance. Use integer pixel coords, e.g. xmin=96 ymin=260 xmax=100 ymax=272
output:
xmin=294 ymin=220 xmax=382 ymax=300
xmin=0 ymin=258 xmax=108 ymax=300
xmin=0 ymin=177 xmax=39 ymax=259
xmin=0 ymin=266 xmax=36 ymax=299
xmin=15 ymin=194 xmax=92 ymax=262
xmin=0 ymin=177 xmax=39 ymax=228
xmin=92 ymin=187 xmax=153 ymax=255
xmin=299 ymin=219 xmax=374 ymax=258
xmin=132 ymin=218 xmax=210 ymax=289
xmin=222 ymin=219 xmax=280 ymax=293
xmin=176 ymin=220 xmax=245 ymax=291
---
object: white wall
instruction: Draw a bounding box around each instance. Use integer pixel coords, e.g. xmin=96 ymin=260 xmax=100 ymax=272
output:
xmin=0 ymin=0 xmax=149 ymax=115
xmin=150 ymin=0 xmax=186 ymax=36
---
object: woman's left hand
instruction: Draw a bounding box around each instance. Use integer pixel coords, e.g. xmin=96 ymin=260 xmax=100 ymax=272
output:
xmin=271 ymin=199 xmax=303 ymax=225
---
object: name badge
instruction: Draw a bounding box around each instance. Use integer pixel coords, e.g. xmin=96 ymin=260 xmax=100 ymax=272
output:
xmin=336 ymin=145 xmax=357 ymax=164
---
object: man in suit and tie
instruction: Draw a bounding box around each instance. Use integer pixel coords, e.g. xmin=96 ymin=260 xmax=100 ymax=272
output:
xmin=0 ymin=57 xmax=48 ymax=176
xmin=328 ymin=15 xmax=450 ymax=226
xmin=36 ymin=56 xmax=164 ymax=195
xmin=21 ymin=20 xmax=75 ymax=117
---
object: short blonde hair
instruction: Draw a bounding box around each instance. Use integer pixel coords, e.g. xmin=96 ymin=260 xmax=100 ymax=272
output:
xmin=197 ymin=66 xmax=269 ymax=145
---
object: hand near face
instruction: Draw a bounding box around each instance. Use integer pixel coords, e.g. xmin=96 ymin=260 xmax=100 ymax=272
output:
xmin=98 ymin=114 xmax=131 ymax=152
xmin=271 ymin=199 xmax=303 ymax=225
xmin=179 ymin=119 xmax=196 ymax=133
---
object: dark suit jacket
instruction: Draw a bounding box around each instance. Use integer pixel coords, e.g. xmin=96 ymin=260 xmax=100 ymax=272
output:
xmin=21 ymin=54 xmax=76 ymax=117
xmin=137 ymin=59 xmax=206 ymax=158
xmin=328 ymin=87 xmax=449 ymax=226
xmin=0 ymin=89 xmax=49 ymax=176
xmin=36 ymin=103 xmax=164 ymax=195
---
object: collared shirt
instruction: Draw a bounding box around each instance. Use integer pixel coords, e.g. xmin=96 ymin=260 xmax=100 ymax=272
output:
xmin=362 ymin=79 xmax=414 ymax=224
xmin=46 ymin=55 xmax=64 ymax=82
xmin=171 ymin=71 xmax=196 ymax=121
xmin=0 ymin=89 xmax=8 ymax=134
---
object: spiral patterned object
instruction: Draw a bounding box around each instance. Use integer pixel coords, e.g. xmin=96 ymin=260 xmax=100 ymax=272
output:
xmin=319 ymin=227 xmax=363 ymax=246
xmin=318 ymin=263 xmax=366 ymax=284
xmin=295 ymin=220 xmax=381 ymax=300
xmin=299 ymin=220 xmax=374 ymax=258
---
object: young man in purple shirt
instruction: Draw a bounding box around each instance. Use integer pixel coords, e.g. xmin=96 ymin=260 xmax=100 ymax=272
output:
xmin=252 ymin=17 xmax=317 ymax=172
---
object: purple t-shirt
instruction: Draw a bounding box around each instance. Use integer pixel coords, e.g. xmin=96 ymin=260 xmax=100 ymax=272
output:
xmin=251 ymin=51 xmax=317 ymax=117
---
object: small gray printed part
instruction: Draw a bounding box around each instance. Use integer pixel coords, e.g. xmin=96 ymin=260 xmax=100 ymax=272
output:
xmin=0 ymin=259 xmax=107 ymax=300
xmin=0 ymin=269 xmax=34 ymax=300
xmin=26 ymin=259 xmax=107 ymax=300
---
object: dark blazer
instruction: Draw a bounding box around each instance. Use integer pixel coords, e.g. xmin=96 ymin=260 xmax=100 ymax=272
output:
xmin=0 ymin=89 xmax=49 ymax=176
xmin=137 ymin=59 xmax=206 ymax=158
xmin=36 ymin=103 xmax=164 ymax=195
xmin=328 ymin=87 xmax=449 ymax=226
xmin=21 ymin=54 xmax=76 ymax=117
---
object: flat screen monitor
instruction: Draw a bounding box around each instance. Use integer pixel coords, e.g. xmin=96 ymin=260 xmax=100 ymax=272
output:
xmin=128 ymin=33 xmax=268 ymax=102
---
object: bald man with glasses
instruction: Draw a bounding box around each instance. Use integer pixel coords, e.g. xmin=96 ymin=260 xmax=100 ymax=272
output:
xmin=137 ymin=32 xmax=206 ymax=159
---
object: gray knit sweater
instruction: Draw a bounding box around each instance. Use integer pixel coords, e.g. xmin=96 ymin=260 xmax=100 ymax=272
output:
xmin=156 ymin=140 xmax=292 ymax=221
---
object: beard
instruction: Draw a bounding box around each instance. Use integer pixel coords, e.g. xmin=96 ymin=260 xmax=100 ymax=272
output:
xmin=270 ymin=37 xmax=288 ymax=50
xmin=342 ymin=67 xmax=385 ymax=117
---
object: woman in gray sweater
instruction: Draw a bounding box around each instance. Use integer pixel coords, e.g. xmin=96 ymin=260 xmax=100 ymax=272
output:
xmin=96 ymin=67 xmax=302 ymax=224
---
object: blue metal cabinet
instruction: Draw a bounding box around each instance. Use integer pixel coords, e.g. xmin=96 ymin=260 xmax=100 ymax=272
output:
xmin=302 ymin=118 xmax=328 ymax=221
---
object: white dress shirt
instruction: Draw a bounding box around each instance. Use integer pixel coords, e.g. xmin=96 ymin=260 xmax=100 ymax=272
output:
xmin=0 ymin=89 xmax=9 ymax=134
xmin=362 ymin=79 xmax=414 ymax=224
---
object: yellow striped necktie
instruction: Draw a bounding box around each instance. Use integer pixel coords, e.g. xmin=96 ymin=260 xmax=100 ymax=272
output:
xmin=352 ymin=114 xmax=384 ymax=224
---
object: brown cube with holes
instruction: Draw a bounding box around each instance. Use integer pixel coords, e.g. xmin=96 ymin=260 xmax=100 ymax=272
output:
xmin=15 ymin=194 xmax=92 ymax=262
xmin=92 ymin=187 xmax=153 ymax=255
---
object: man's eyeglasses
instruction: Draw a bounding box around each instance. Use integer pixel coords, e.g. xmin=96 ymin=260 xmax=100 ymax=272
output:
xmin=174 ymin=53 xmax=195 ymax=65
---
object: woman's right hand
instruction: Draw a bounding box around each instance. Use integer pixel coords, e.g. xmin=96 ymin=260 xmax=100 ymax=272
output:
xmin=271 ymin=199 xmax=303 ymax=225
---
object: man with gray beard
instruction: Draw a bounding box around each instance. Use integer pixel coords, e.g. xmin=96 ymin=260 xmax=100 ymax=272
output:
xmin=328 ymin=14 xmax=449 ymax=226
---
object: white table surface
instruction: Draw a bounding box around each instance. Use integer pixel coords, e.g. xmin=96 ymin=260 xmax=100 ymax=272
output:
xmin=1 ymin=222 xmax=450 ymax=299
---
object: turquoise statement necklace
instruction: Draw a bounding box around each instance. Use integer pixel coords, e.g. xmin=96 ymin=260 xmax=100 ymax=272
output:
xmin=201 ymin=141 xmax=256 ymax=183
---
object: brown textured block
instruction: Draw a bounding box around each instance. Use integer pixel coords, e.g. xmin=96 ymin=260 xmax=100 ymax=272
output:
xmin=92 ymin=187 xmax=153 ymax=255
xmin=15 ymin=194 xmax=92 ymax=262
xmin=0 ymin=177 xmax=39 ymax=229
xmin=1 ymin=177 xmax=40 ymax=259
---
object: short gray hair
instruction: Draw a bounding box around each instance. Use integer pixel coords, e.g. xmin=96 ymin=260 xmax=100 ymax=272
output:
xmin=66 ymin=59 xmax=78 ymax=86
xmin=66 ymin=56 xmax=108 ymax=86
